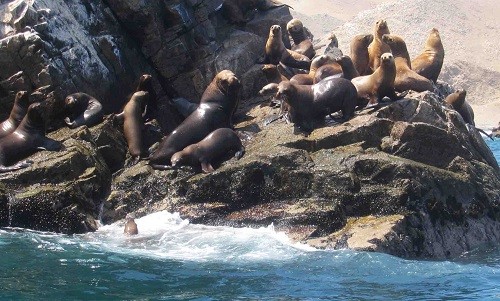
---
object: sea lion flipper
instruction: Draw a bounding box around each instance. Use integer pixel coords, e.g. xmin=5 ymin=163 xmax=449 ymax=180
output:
xmin=64 ymin=117 xmax=76 ymax=128
xmin=172 ymin=97 xmax=198 ymax=118
xmin=0 ymin=160 xmax=33 ymax=173
xmin=259 ymin=83 xmax=279 ymax=96
xmin=235 ymin=147 xmax=245 ymax=160
xmin=39 ymin=138 xmax=62 ymax=151
xmin=201 ymin=162 xmax=214 ymax=173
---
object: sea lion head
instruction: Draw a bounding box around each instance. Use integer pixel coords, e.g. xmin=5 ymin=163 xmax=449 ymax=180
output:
xmin=216 ymin=70 xmax=241 ymax=96
xmin=269 ymin=24 xmax=282 ymax=37
xmin=262 ymin=64 xmax=278 ymax=74
xmin=286 ymin=18 xmax=303 ymax=35
xmin=335 ymin=55 xmax=351 ymax=66
xmin=131 ymin=91 xmax=149 ymax=105
xmin=380 ymin=52 xmax=395 ymax=65
xmin=25 ymin=102 xmax=46 ymax=129
xmin=137 ymin=74 xmax=153 ymax=90
xmin=311 ymin=55 xmax=334 ymax=70
xmin=455 ymin=89 xmax=467 ymax=99
xmin=275 ymin=81 xmax=296 ymax=102
xmin=427 ymin=28 xmax=443 ymax=48
xmin=382 ymin=34 xmax=404 ymax=48
xmin=328 ymin=32 xmax=339 ymax=47
xmin=15 ymin=91 xmax=30 ymax=107
xmin=374 ymin=19 xmax=390 ymax=36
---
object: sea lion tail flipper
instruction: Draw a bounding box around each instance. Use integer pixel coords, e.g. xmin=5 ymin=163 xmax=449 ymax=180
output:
xmin=235 ymin=146 xmax=246 ymax=160
xmin=201 ymin=162 xmax=215 ymax=173
xmin=64 ymin=117 xmax=76 ymax=128
xmin=149 ymin=163 xmax=174 ymax=171
xmin=39 ymin=138 xmax=62 ymax=151
xmin=475 ymin=127 xmax=494 ymax=141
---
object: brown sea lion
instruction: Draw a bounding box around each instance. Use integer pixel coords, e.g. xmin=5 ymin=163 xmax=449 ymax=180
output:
xmin=222 ymin=0 xmax=292 ymax=25
xmin=351 ymin=53 xmax=405 ymax=107
xmin=411 ymin=28 xmax=445 ymax=82
xmin=149 ymin=70 xmax=241 ymax=169
xmin=171 ymin=128 xmax=245 ymax=173
xmin=274 ymin=77 xmax=358 ymax=131
xmin=350 ymin=33 xmax=374 ymax=76
xmin=0 ymin=91 xmax=29 ymax=139
xmin=64 ymin=93 xmax=104 ymax=129
xmin=444 ymin=90 xmax=475 ymax=125
xmin=262 ymin=64 xmax=288 ymax=84
xmin=134 ymin=74 xmax=158 ymax=122
xmin=124 ymin=214 xmax=138 ymax=235
xmin=382 ymin=34 xmax=434 ymax=92
xmin=367 ymin=19 xmax=391 ymax=73
xmin=115 ymin=91 xmax=150 ymax=158
xmin=265 ymin=25 xmax=311 ymax=70
xmin=0 ymin=102 xmax=61 ymax=173
xmin=290 ymin=55 xmax=336 ymax=85
xmin=313 ymin=55 xmax=358 ymax=84
xmin=287 ymin=18 xmax=315 ymax=59
xmin=334 ymin=55 xmax=360 ymax=80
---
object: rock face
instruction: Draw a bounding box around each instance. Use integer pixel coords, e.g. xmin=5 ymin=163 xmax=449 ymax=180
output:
xmin=0 ymin=0 xmax=499 ymax=259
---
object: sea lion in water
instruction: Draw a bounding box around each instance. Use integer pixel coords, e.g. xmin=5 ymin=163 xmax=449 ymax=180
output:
xmin=286 ymin=18 xmax=315 ymax=59
xmin=124 ymin=214 xmax=138 ymax=235
xmin=367 ymin=19 xmax=391 ymax=73
xmin=222 ymin=0 xmax=292 ymax=25
xmin=351 ymin=53 xmax=405 ymax=107
xmin=0 ymin=91 xmax=29 ymax=139
xmin=444 ymin=90 xmax=475 ymax=125
xmin=274 ymin=77 xmax=358 ymax=131
xmin=290 ymin=55 xmax=336 ymax=85
xmin=350 ymin=33 xmax=374 ymax=76
xmin=382 ymin=34 xmax=434 ymax=92
xmin=0 ymin=102 xmax=61 ymax=173
xmin=64 ymin=93 xmax=104 ymax=129
xmin=115 ymin=91 xmax=150 ymax=159
xmin=149 ymin=70 xmax=241 ymax=169
xmin=265 ymin=25 xmax=311 ymax=70
xmin=411 ymin=28 xmax=445 ymax=82
xmin=171 ymin=128 xmax=245 ymax=173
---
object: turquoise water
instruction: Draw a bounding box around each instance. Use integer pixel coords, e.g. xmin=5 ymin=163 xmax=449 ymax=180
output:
xmin=1 ymin=139 xmax=500 ymax=301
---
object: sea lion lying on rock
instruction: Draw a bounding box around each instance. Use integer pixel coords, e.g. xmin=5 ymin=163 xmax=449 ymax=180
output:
xmin=444 ymin=90 xmax=474 ymax=125
xmin=64 ymin=93 xmax=104 ymax=129
xmin=286 ymin=18 xmax=315 ymax=59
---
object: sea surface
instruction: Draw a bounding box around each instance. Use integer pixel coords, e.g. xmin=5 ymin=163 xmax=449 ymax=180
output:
xmin=1 ymin=139 xmax=499 ymax=301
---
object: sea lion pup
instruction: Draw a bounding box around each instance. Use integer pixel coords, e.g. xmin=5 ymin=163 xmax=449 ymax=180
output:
xmin=265 ymin=25 xmax=311 ymax=70
xmin=444 ymin=90 xmax=475 ymax=125
xmin=274 ymin=77 xmax=358 ymax=131
xmin=290 ymin=55 xmax=336 ymax=85
xmin=124 ymin=214 xmax=138 ymax=235
xmin=382 ymin=34 xmax=434 ymax=92
xmin=286 ymin=18 xmax=315 ymax=59
xmin=115 ymin=91 xmax=150 ymax=159
xmin=171 ymin=128 xmax=245 ymax=173
xmin=351 ymin=53 xmax=405 ymax=108
xmin=0 ymin=103 xmax=61 ymax=173
xmin=367 ymin=19 xmax=391 ymax=73
xmin=411 ymin=28 xmax=445 ymax=82
xmin=149 ymin=70 xmax=241 ymax=169
xmin=0 ymin=91 xmax=29 ymax=139
xmin=64 ymin=92 xmax=104 ymax=129
xmin=350 ymin=33 xmax=374 ymax=76
xmin=262 ymin=64 xmax=288 ymax=84
xmin=222 ymin=0 xmax=292 ymax=25
xmin=313 ymin=55 xmax=358 ymax=83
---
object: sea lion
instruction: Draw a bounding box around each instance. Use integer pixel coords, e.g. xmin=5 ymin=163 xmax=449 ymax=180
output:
xmin=134 ymin=74 xmax=158 ymax=122
xmin=313 ymin=55 xmax=358 ymax=84
xmin=367 ymin=19 xmax=391 ymax=73
xmin=444 ymin=90 xmax=475 ymax=125
xmin=265 ymin=25 xmax=311 ymax=70
xmin=286 ymin=18 xmax=315 ymax=59
xmin=324 ymin=32 xmax=343 ymax=58
xmin=262 ymin=64 xmax=288 ymax=84
xmin=149 ymin=70 xmax=241 ymax=169
xmin=351 ymin=53 xmax=405 ymax=107
xmin=124 ymin=214 xmax=138 ymax=235
xmin=274 ymin=77 xmax=358 ymax=131
xmin=382 ymin=34 xmax=434 ymax=92
xmin=117 ymin=91 xmax=150 ymax=159
xmin=0 ymin=102 xmax=61 ymax=172
xmin=350 ymin=33 xmax=374 ymax=76
xmin=290 ymin=55 xmax=336 ymax=85
xmin=171 ymin=97 xmax=199 ymax=118
xmin=0 ymin=91 xmax=29 ymax=139
xmin=64 ymin=93 xmax=104 ymax=129
xmin=171 ymin=128 xmax=245 ymax=173
xmin=222 ymin=0 xmax=291 ymax=25
xmin=334 ymin=55 xmax=360 ymax=80
xmin=411 ymin=28 xmax=445 ymax=82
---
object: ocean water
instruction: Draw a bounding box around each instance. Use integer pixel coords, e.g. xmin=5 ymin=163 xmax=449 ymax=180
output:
xmin=1 ymin=139 xmax=499 ymax=301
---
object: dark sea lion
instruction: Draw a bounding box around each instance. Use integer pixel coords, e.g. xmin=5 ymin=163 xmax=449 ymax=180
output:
xmin=351 ymin=53 xmax=405 ymax=107
xmin=382 ymin=34 xmax=434 ymax=92
xmin=290 ymin=55 xmax=336 ymax=85
xmin=262 ymin=64 xmax=288 ymax=84
xmin=324 ymin=32 xmax=343 ymax=58
xmin=0 ymin=91 xmax=29 ymax=139
xmin=124 ymin=214 xmax=138 ymax=235
xmin=445 ymin=90 xmax=475 ymax=125
xmin=149 ymin=70 xmax=241 ymax=169
xmin=350 ymin=33 xmax=374 ymax=76
xmin=286 ymin=18 xmax=315 ymax=59
xmin=171 ymin=97 xmax=199 ymax=118
xmin=171 ymin=128 xmax=245 ymax=173
xmin=134 ymin=74 xmax=158 ymax=122
xmin=121 ymin=91 xmax=149 ymax=158
xmin=222 ymin=0 xmax=292 ymax=25
xmin=334 ymin=55 xmax=360 ymax=80
xmin=367 ymin=19 xmax=391 ymax=73
xmin=0 ymin=102 xmax=61 ymax=172
xmin=265 ymin=25 xmax=311 ymax=70
xmin=313 ymin=55 xmax=358 ymax=84
xmin=64 ymin=93 xmax=104 ymax=129
xmin=274 ymin=77 xmax=358 ymax=131
xmin=411 ymin=28 xmax=445 ymax=82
